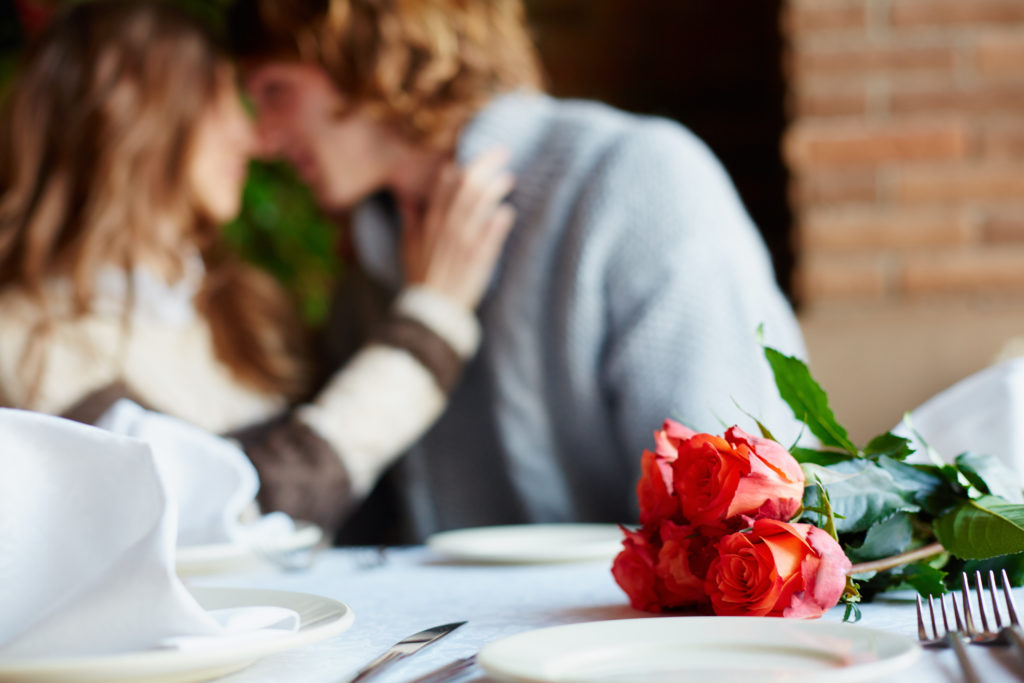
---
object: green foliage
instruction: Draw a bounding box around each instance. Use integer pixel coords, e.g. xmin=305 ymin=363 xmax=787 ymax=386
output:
xmin=763 ymin=343 xmax=1024 ymax=600
xmin=803 ymin=460 xmax=918 ymax=534
xmin=934 ymin=495 xmax=1024 ymax=560
xmin=223 ymin=162 xmax=341 ymax=324
xmin=955 ymin=452 xmax=1024 ymax=503
xmin=763 ymin=347 xmax=858 ymax=455
xmin=845 ymin=513 xmax=912 ymax=564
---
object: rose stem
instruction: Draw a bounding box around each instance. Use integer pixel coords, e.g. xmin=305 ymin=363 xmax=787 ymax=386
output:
xmin=847 ymin=542 xmax=945 ymax=576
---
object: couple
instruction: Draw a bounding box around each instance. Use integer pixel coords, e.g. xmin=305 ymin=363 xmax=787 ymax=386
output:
xmin=0 ymin=0 xmax=806 ymax=544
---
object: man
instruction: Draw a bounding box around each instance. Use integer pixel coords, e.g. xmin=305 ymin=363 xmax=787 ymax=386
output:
xmin=230 ymin=0 xmax=807 ymax=543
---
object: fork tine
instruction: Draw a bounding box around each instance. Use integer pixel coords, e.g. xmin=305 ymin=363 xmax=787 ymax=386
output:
xmin=916 ymin=594 xmax=930 ymax=640
xmin=961 ymin=572 xmax=978 ymax=637
xmin=1002 ymin=568 xmax=1022 ymax=627
xmin=987 ymin=569 xmax=1004 ymax=629
xmin=929 ymin=594 xmax=941 ymax=639
xmin=975 ymin=570 xmax=991 ymax=633
xmin=951 ymin=590 xmax=965 ymax=632
xmin=940 ymin=592 xmax=951 ymax=633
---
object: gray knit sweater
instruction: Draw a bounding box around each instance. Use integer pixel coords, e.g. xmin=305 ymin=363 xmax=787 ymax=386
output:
xmin=340 ymin=92 xmax=807 ymax=543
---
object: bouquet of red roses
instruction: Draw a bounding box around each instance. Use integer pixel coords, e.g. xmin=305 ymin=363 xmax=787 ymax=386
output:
xmin=612 ymin=420 xmax=851 ymax=618
xmin=615 ymin=341 xmax=1024 ymax=621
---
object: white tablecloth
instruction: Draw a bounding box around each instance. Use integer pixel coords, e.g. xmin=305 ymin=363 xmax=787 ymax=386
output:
xmin=189 ymin=548 xmax=1024 ymax=682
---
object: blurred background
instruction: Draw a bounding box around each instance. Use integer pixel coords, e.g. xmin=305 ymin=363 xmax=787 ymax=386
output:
xmin=5 ymin=0 xmax=1024 ymax=441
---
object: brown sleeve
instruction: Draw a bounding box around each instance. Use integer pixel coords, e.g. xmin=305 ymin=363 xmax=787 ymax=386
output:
xmin=315 ymin=266 xmax=468 ymax=396
xmin=60 ymin=381 xmax=146 ymax=425
xmin=371 ymin=314 xmax=466 ymax=394
xmin=227 ymin=414 xmax=354 ymax=539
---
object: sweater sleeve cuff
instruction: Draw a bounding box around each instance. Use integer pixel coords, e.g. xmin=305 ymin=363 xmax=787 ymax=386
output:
xmin=392 ymin=286 xmax=481 ymax=359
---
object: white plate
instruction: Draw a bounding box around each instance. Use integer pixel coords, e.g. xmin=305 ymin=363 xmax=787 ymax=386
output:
xmin=426 ymin=523 xmax=624 ymax=564
xmin=176 ymin=522 xmax=323 ymax=575
xmin=0 ymin=587 xmax=354 ymax=683
xmin=478 ymin=617 xmax=921 ymax=683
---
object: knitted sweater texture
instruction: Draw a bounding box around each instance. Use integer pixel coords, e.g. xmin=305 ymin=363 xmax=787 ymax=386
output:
xmin=344 ymin=93 xmax=807 ymax=542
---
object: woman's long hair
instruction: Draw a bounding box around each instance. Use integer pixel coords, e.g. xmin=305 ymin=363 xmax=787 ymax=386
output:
xmin=0 ymin=1 xmax=307 ymax=400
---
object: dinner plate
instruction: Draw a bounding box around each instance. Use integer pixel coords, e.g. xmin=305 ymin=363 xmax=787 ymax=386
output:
xmin=0 ymin=586 xmax=354 ymax=683
xmin=477 ymin=617 xmax=921 ymax=682
xmin=426 ymin=523 xmax=624 ymax=564
xmin=176 ymin=521 xmax=323 ymax=575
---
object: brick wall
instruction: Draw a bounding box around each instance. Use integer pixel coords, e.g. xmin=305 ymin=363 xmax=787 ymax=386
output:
xmin=784 ymin=0 xmax=1024 ymax=311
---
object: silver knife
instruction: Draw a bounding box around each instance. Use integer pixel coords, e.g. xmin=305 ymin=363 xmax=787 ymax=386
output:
xmin=346 ymin=621 xmax=466 ymax=682
xmin=405 ymin=655 xmax=477 ymax=683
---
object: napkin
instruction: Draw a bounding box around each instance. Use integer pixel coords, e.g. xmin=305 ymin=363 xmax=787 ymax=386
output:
xmin=0 ymin=408 xmax=298 ymax=659
xmin=96 ymin=399 xmax=293 ymax=547
xmin=894 ymin=358 xmax=1024 ymax=485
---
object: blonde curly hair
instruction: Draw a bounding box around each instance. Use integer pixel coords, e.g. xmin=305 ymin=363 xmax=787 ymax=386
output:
xmin=231 ymin=0 xmax=545 ymax=147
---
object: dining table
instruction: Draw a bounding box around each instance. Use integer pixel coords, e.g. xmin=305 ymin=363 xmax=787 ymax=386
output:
xmin=185 ymin=546 xmax=1024 ymax=683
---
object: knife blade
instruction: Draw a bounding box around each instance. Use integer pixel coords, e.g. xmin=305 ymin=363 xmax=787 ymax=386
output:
xmin=346 ymin=621 xmax=466 ymax=682
xmin=405 ymin=655 xmax=477 ymax=683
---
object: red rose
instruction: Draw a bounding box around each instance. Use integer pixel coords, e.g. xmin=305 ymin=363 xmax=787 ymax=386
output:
xmin=654 ymin=520 xmax=718 ymax=609
xmin=705 ymin=519 xmax=852 ymax=618
xmin=611 ymin=527 xmax=661 ymax=612
xmin=673 ymin=426 xmax=804 ymax=528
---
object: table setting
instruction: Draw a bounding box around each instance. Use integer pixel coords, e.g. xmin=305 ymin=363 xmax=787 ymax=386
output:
xmin=4 ymin=352 xmax=1024 ymax=682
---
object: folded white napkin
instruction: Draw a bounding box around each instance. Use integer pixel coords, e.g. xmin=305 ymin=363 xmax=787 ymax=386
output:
xmin=96 ymin=399 xmax=293 ymax=547
xmin=0 ymin=408 xmax=298 ymax=659
xmin=895 ymin=358 xmax=1024 ymax=484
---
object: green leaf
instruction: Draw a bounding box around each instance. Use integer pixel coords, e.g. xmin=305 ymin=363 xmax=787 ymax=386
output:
xmin=934 ymin=495 xmax=1024 ymax=559
xmin=792 ymin=448 xmax=854 ymax=466
xmin=955 ymin=452 xmax=1024 ymax=504
xmin=804 ymin=460 xmax=918 ymax=534
xmin=862 ymin=432 xmax=914 ymax=461
xmin=763 ymin=347 xmax=859 ymax=456
xmin=903 ymin=563 xmax=947 ymax=597
xmin=842 ymin=601 xmax=862 ymax=623
xmin=846 ymin=513 xmax=913 ymax=563
xmin=875 ymin=457 xmax=962 ymax=517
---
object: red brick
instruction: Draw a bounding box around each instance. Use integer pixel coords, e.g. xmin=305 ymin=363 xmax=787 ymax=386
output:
xmin=800 ymin=208 xmax=974 ymax=251
xmin=891 ymin=0 xmax=1024 ymax=27
xmin=789 ymin=83 xmax=868 ymax=118
xmin=796 ymin=255 xmax=888 ymax=301
xmin=895 ymin=164 xmax=1024 ymax=203
xmin=790 ymin=169 xmax=878 ymax=206
xmin=791 ymin=44 xmax=955 ymax=80
xmin=785 ymin=0 xmax=867 ymax=35
xmin=785 ymin=119 xmax=970 ymax=167
xmin=980 ymin=121 xmax=1024 ymax=160
xmin=975 ymin=35 xmax=1024 ymax=77
xmin=900 ymin=247 xmax=1024 ymax=294
xmin=983 ymin=211 xmax=1024 ymax=243
xmin=891 ymin=82 xmax=1024 ymax=115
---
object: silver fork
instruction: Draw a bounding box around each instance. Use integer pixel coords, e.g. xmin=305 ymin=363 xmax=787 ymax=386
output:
xmin=916 ymin=592 xmax=980 ymax=683
xmin=959 ymin=569 xmax=1024 ymax=663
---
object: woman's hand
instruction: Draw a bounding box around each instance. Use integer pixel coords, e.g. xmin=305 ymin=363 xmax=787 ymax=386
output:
xmin=400 ymin=148 xmax=516 ymax=311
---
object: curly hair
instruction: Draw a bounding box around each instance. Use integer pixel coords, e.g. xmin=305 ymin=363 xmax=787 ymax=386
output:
xmin=230 ymin=0 xmax=544 ymax=147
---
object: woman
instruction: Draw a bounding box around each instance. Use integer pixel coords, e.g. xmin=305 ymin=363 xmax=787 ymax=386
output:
xmin=0 ymin=1 xmax=515 ymax=534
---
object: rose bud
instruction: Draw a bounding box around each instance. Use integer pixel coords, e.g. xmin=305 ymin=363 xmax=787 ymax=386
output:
xmin=705 ymin=519 xmax=852 ymax=618
xmin=672 ymin=426 xmax=804 ymax=528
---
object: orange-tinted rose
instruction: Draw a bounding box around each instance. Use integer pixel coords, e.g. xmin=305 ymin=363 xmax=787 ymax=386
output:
xmin=705 ymin=519 xmax=851 ymax=618
xmin=673 ymin=426 xmax=804 ymax=528
xmin=637 ymin=420 xmax=697 ymax=525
